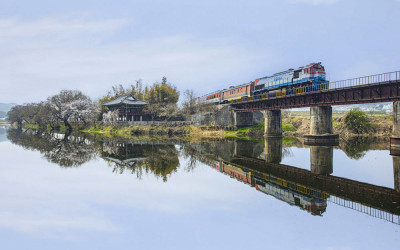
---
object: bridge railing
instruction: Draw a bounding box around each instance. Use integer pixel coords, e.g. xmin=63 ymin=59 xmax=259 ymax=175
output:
xmin=328 ymin=195 xmax=400 ymax=225
xmin=329 ymin=71 xmax=400 ymax=90
xmin=293 ymin=71 xmax=400 ymax=96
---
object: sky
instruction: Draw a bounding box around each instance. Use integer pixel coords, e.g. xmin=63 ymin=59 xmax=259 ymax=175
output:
xmin=0 ymin=0 xmax=400 ymax=104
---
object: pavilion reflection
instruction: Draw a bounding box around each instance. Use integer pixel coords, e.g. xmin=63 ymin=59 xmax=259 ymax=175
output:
xmin=99 ymin=139 xmax=180 ymax=181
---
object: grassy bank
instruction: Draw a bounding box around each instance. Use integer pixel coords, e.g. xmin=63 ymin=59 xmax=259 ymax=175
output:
xmin=82 ymin=124 xmax=228 ymax=139
xmin=22 ymin=110 xmax=393 ymax=140
xmin=224 ymin=112 xmax=393 ymax=138
xmin=281 ymin=113 xmax=392 ymax=137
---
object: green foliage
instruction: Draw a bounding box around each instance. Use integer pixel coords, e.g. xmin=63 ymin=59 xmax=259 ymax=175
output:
xmin=99 ymin=79 xmax=147 ymax=107
xmin=250 ymin=122 xmax=264 ymax=131
xmin=99 ymin=77 xmax=179 ymax=106
xmin=332 ymin=121 xmax=341 ymax=128
xmin=225 ymin=122 xmax=264 ymax=134
xmin=344 ymin=109 xmax=373 ymax=134
xmin=145 ymin=77 xmax=179 ymax=104
xmin=282 ymin=136 xmax=297 ymax=145
xmin=282 ymin=123 xmax=296 ymax=132
xmin=342 ymin=136 xmax=373 ymax=159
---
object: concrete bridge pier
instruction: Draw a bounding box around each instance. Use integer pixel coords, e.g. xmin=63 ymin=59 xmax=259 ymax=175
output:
xmin=310 ymin=146 xmax=333 ymax=175
xmin=390 ymin=102 xmax=400 ymax=155
xmin=393 ymin=102 xmax=400 ymax=137
xmin=304 ymin=106 xmax=339 ymax=145
xmin=264 ymin=137 xmax=282 ymax=164
xmin=264 ymin=110 xmax=282 ymax=137
xmin=393 ymin=156 xmax=400 ymax=192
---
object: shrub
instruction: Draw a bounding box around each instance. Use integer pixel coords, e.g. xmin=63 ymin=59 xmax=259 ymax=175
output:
xmin=282 ymin=123 xmax=296 ymax=132
xmin=344 ymin=109 xmax=373 ymax=134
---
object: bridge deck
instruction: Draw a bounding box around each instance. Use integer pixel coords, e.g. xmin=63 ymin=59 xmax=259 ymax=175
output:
xmin=233 ymin=71 xmax=400 ymax=111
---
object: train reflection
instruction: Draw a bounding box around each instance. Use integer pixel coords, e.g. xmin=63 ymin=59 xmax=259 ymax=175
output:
xmin=211 ymin=161 xmax=327 ymax=216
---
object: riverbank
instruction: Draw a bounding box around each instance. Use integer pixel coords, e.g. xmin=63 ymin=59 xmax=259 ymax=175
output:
xmin=225 ymin=113 xmax=393 ymax=138
xmin=81 ymin=113 xmax=393 ymax=140
xmin=82 ymin=124 xmax=227 ymax=139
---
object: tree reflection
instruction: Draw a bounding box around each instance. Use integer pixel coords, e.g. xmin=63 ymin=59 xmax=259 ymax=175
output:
xmin=340 ymin=136 xmax=388 ymax=159
xmin=100 ymin=139 xmax=180 ymax=181
xmin=7 ymin=128 xmax=96 ymax=167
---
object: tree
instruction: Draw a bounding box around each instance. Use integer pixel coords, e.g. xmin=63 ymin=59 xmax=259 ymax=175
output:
xmin=102 ymin=110 xmax=119 ymax=125
xmin=344 ymin=109 xmax=373 ymax=134
xmin=182 ymin=89 xmax=198 ymax=115
xmin=49 ymin=90 xmax=98 ymax=131
xmin=7 ymin=105 xmax=25 ymax=126
xmin=143 ymin=77 xmax=180 ymax=120
xmin=145 ymin=77 xmax=179 ymax=105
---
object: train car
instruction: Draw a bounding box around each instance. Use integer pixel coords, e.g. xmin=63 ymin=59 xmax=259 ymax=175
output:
xmin=196 ymin=90 xmax=221 ymax=105
xmin=220 ymin=162 xmax=253 ymax=185
xmin=255 ymin=182 xmax=327 ymax=216
xmin=253 ymin=62 xmax=328 ymax=97
xmin=220 ymin=82 xmax=254 ymax=104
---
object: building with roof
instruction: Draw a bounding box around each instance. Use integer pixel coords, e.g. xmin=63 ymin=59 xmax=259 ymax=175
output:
xmin=102 ymin=94 xmax=150 ymax=122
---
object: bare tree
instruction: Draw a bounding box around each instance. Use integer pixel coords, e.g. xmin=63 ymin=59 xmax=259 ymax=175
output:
xmin=182 ymin=89 xmax=199 ymax=115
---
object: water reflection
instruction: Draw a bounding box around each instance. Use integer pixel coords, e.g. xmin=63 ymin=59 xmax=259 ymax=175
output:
xmin=341 ymin=136 xmax=389 ymax=159
xmin=6 ymin=128 xmax=400 ymax=225
xmin=185 ymin=137 xmax=400 ymax=224
xmin=393 ymin=156 xmax=400 ymax=192
xmin=310 ymin=146 xmax=333 ymax=175
xmin=7 ymin=128 xmax=96 ymax=167
xmin=0 ymin=125 xmax=8 ymax=142
xmin=100 ymin=139 xmax=180 ymax=181
xmin=264 ymin=137 xmax=282 ymax=163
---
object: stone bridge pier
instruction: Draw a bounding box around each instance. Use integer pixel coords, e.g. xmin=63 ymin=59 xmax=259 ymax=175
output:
xmin=305 ymin=106 xmax=339 ymax=145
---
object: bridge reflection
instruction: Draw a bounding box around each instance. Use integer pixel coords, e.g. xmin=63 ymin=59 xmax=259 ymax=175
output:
xmin=188 ymin=138 xmax=400 ymax=224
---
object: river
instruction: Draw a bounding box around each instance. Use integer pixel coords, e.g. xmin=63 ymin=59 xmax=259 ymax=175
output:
xmin=0 ymin=127 xmax=399 ymax=249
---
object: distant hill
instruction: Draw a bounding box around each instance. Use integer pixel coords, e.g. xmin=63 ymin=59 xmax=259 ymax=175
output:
xmin=0 ymin=103 xmax=17 ymax=118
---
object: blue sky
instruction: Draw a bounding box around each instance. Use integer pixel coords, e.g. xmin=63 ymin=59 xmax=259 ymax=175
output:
xmin=0 ymin=0 xmax=399 ymax=103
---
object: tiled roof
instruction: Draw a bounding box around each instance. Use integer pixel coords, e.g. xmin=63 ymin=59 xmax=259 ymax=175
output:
xmin=102 ymin=94 xmax=148 ymax=106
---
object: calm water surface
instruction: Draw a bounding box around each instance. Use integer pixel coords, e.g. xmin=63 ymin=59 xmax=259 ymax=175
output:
xmin=0 ymin=127 xmax=399 ymax=250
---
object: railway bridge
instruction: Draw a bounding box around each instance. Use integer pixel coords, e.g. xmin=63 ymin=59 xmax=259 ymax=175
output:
xmin=231 ymin=71 xmax=400 ymax=142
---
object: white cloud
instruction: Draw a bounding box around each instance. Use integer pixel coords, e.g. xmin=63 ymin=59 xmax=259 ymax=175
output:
xmin=0 ymin=15 xmax=128 ymax=40
xmin=288 ymin=0 xmax=339 ymax=5
xmin=0 ymin=15 xmax=271 ymax=103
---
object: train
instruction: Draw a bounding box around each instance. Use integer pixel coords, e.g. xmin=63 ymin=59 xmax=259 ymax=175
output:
xmin=197 ymin=62 xmax=329 ymax=105
xmin=211 ymin=160 xmax=327 ymax=216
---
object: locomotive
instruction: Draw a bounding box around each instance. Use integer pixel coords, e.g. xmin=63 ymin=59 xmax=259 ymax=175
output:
xmin=197 ymin=62 xmax=328 ymax=105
